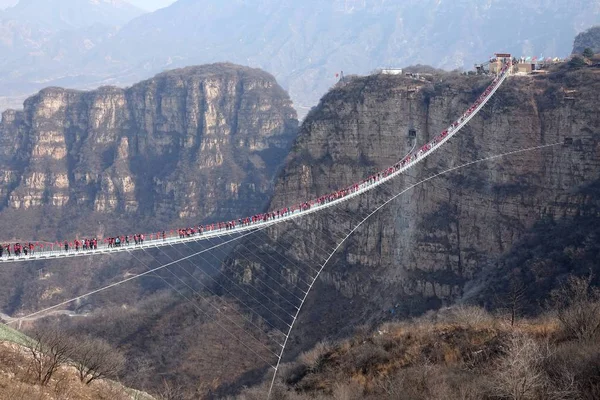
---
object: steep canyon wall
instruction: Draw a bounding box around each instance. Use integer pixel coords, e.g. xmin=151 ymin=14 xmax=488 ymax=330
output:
xmin=222 ymin=65 xmax=600 ymax=351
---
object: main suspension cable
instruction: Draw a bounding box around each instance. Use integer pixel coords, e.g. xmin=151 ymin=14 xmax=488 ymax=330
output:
xmin=267 ymin=141 xmax=562 ymax=398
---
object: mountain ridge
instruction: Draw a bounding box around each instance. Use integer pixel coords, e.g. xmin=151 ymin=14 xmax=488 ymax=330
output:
xmin=2 ymin=0 xmax=600 ymax=117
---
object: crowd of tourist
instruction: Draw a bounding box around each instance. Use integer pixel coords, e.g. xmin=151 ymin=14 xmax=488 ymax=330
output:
xmin=0 ymin=63 xmax=510 ymax=259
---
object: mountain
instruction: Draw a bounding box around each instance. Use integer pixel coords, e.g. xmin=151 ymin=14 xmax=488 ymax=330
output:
xmin=0 ymin=0 xmax=144 ymax=112
xmin=2 ymin=0 xmax=600 ymax=117
xmin=1 ymin=25 xmax=600 ymax=399
xmin=217 ymin=60 xmax=600 ymax=364
xmin=573 ymin=25 xmax=600 ymax=54
xmin=103 ymin=0 xmax=600 ymax=105
xmin=1 ymin=0 xmax=144 ymax=30
xmin=0 ymin=63 xmax=297 ymax=310
xmin=0 ymin=63 xmax=296 ymax=236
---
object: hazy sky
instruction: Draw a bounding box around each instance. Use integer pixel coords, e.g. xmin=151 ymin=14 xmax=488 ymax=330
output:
xmin=126 ymin=0 xmax=177 ymax=11
xmin=0 ymin=0 xmax=178 ymax=12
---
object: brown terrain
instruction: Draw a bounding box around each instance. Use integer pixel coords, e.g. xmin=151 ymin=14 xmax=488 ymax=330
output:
xmin=236 ymin=275 xmax=600 ymax=399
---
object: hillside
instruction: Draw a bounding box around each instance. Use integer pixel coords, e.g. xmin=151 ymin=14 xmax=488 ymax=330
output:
xmin=235 ymin=276 xmax=600 ymax=400
xmin=0 ymin=340 xmax=155 ymax=400
xmin=0 ymin=320 xmax=156 ymax=400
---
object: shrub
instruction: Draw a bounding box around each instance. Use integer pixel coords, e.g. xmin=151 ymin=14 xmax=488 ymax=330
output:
xmin=346 ymin=343 xmax=390 ymax=373
xmin=437 ymin=305 xmax=494 ymax=327
xmin=569 ymin=56 xmax=587 ymax=68
xmin=298 ymin=340 xmax=332 ymax=372
xmin=550 ymin=274 xmax=600 ymax=341
xmin=277 ymin=362 xmax=308 ymax=385
xmin=542 ymin=341 xmax=600 ymax=400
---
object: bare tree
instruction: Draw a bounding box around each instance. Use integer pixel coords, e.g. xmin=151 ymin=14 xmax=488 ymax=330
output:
xmin=505 ymin=281 xmax=527 ymax=326
xmin=492 ymin=334 xmax=547 ymax=400
xmin=156 ymin=378 xmax=187 ymax=400
xmin=71 ymin=335 xmax=126 ymax=385
xmin=27 ymin=326 xmax=75 ymax=386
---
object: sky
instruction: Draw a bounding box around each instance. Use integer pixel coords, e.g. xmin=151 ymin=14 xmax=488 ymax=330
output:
xmin=0 ymin=0 xmax=178 ymax=12
xmin=125 ymin=0 xmax=177 ymax=11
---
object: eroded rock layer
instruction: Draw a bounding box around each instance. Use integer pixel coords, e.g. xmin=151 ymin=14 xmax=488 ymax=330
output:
xmin=0 ymin=63 xmax=297 ymax=238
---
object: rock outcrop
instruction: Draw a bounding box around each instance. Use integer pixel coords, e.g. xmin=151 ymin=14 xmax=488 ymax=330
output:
xmin=0 ymin=63 xmax=297 ymax=239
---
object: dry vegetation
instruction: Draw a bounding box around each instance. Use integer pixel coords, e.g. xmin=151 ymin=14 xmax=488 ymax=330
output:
xmin=0 ymin=340 xmax=152 ymax=400
xmin=233 ymin=275 xmax=600 ymax=400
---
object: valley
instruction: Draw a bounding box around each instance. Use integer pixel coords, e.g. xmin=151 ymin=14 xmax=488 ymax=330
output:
xmin=0 ymin=8 xmax=598 ymax=398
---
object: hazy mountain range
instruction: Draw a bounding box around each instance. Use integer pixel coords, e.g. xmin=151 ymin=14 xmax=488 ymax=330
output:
xmin=1 ymin=0 xmax=599 ymax=115
xmin=1 ymin=0 xmax=142 ymax=29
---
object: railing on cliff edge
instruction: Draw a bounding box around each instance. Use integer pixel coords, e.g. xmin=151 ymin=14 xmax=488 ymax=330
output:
xmin=0 ymin=63 xmax=512 ymax=263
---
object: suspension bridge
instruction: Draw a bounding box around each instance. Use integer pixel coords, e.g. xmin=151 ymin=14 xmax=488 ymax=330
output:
xmin=0 ymin=61 xmax=513 ymax=264
xmin=0 ymin=59 xmax=561 ymax=399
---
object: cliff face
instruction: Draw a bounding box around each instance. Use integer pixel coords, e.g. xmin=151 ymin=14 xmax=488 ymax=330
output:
xmin=0 ymin=63 xmax=297 ymax=238
xmin=222 ymin=64 xmax=600 ymax=349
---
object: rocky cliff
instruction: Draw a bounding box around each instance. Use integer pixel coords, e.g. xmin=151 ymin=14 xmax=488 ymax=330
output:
xmin=0 ymin=63 xmax=297 ymax=240
xmin=221 ymin=63 xmax=600 ymax=355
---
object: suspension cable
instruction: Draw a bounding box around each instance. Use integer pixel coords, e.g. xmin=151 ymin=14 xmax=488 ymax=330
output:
xmin=268 ymin=141 xmax=562 ymax=398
